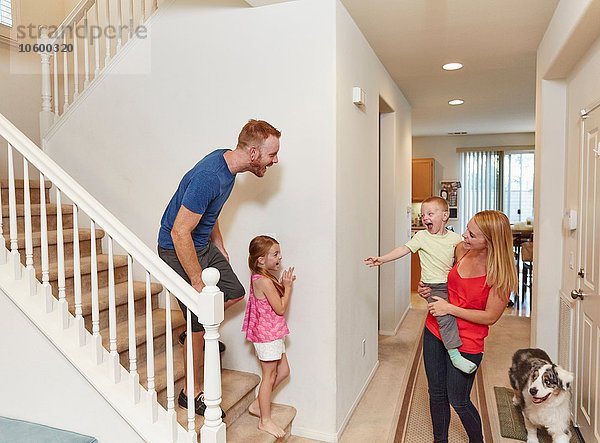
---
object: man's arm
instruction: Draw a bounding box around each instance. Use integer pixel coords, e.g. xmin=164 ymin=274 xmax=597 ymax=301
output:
xmin=171 ymin=205 xmax=204 ymax=292
xmin=209 ymin=219 xmax=229 ymax=261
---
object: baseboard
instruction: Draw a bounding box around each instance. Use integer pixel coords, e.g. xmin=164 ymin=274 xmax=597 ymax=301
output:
xmin=379 ymin=304 xmax=410 ymax=336
xmin=291 ymin=426 xmax=338 ymax=442
xmin=334 ymin=360 xmax=380 ymax=440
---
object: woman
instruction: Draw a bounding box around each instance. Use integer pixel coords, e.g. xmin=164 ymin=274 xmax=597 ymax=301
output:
xmin=418 ymin=210 xmax=518 ymax=442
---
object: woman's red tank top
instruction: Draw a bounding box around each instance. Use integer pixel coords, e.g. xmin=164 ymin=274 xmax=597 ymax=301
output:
xmin=425 ymin=254 xmax=491 ymax=354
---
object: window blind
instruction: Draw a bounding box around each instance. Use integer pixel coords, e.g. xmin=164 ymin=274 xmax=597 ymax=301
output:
xmin=0 ymin=0 xmax=12 ymax=27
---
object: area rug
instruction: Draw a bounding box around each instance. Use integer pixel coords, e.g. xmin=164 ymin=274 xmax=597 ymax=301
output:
xmin=494 ymin=386 xmax=583 ymax=442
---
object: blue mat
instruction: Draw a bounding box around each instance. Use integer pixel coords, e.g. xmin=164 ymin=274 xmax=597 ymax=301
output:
xmin=0 ymin=416 xmax=97 ymax=443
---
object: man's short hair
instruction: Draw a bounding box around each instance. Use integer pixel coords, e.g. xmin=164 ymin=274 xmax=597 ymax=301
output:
xmin=237 ymin=119 xmax=281 ymax=149
xmin=422 ymin=195 xmax=449 ymax=212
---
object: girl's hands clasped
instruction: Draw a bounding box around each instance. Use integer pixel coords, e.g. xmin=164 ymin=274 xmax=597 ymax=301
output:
xmin=281 ymin=267 xmax=296 ymax=289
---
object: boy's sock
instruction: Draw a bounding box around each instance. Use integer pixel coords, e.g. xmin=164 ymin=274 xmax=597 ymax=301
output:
xmin=448 ymin=348 xmax=477 ymax=374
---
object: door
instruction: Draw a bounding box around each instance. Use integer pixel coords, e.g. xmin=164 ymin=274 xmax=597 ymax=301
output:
xmin=574 ymin=105 xmax=600 ymax=442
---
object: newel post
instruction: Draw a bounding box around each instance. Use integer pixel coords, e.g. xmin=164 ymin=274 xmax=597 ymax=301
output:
xmin=38 ymin=26 xmax=55 ymax=139
xmin=199 ymin=268 xmax=226 ymax=443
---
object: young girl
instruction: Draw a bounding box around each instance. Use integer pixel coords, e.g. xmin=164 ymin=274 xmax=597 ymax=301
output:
xmin=242 ymin=235 xmax=296 ymax=438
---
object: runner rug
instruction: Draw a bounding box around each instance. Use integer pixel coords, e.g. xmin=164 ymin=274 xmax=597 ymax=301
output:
xmin=494 ymin=386 xmax=584 ymax=443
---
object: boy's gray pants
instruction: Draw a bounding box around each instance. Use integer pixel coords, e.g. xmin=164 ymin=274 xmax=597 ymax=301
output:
xmin=426 ymin=283 xmax=462 ymax=350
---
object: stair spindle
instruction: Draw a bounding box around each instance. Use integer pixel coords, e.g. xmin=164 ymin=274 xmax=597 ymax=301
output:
xmin=104 ymin=0 xmax=111 ymax=65
xmin=90 ymin=219 xmax=102 ymax=363
xmin=186 ymin=308 xmax=195 ymax=435
xmin=22 ymin=159 xmax=33 ymax=269
xmin=72 ymin=204 xmax=85 ymax=345
xmin=0 ymin=170 xmax=4 ymax=264
xmin=116 ymin=0 xmax=123 ymax=50
xmin=107 ymin=235 xmax=121 ymax=382
xmin=127 ymin=254 xmax=140 ymax=403
xmin=145 ymin=271 xmax=158 ymax=422
xmin=38 ymin=173 xmax=52 ymax=312
xmin=7 ymin=143 xmax=20 ymax=279
xmin=94 ymin=1 xmax=101 ymax=77
xmin=165 ymin=289 xmax=178 ymax=441
xmin=128 ymin=0 xmax=134 ymax=38
xmin=73 ymin=29 xmax=80 ymax=98
xmin=62 ymin=35 xmax=70 ymax=111
xmin=56 ymin=189 xmax=69 ymax=329
xmin=83 ymin=11 xmax=90 ymax=87
xmin=53 ymin=52 xmax=59 ymax=116
xmin=140 ymin=0 xmax=145 ymax=22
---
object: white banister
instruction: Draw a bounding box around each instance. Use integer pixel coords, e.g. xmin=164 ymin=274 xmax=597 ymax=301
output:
xmin=38 ymin=173 xmax=52 ymax=312
xmin=7 ymin=143 xmax=20 ymax=279
xmin=165 ymin=289 xmax=178 ymax=442
xmin=145 ymin=270 xmax=158 ymax=423
xmin=90 ymin=219 xmax=103 ymax=364
xmin=72 ymin=203 xmax=86 ymax=345
xmin=22 ymin=158 xmax=36 ymax=296
xmin=56 ymin=189 xmax=69 ymax=329
xmin=107 ymin=235 xmax=120 ymax=382
xmin=127 ymin=254 xmax=140 ymax=403
xmin=200 ymin=268 xmax=225 ymax=443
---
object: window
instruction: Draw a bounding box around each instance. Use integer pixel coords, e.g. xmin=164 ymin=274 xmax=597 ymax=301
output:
xmin=459 ymin=147 xmax=535 ymax=231
xmin=0 ymin=0 xmax=12 ymax=27
xmin=503 ymin=152 xmax=535 ymax=223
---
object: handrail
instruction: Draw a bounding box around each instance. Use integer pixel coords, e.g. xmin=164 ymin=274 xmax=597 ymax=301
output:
xmin=0 ymin=112 xmax=203 ymax=319
xmin=46 ymin=0 xmax=96 ymax=46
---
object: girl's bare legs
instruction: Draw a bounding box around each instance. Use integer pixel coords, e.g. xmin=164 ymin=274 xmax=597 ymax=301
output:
xmin=256 ymin=356 xmax=289 ymax=438
xmin=249 ymin=354 xmax=289 ymax=417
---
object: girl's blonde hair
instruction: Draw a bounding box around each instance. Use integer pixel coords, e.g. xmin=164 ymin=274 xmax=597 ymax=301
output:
xmin=248 ymin=235 xmax=284 ymax=295
xmin=472 ymin=210 xmax=518 ymax=300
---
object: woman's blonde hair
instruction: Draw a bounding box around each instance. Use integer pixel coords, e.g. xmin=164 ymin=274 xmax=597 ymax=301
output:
xmin=472 ymin=210 xmax=518 ymax=300
xmin=248 ymin=235 xmax=284 ymax=294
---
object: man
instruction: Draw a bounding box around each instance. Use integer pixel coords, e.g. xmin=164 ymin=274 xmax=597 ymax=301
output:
xmin=157 ymin=119 xmax=281 ymax=416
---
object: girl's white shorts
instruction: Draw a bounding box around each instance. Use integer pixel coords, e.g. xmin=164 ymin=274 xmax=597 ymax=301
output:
xmin=253 ymin=338 xmax=286 ymax=361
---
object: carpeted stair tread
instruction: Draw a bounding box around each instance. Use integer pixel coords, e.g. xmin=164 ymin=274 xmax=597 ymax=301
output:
xmin=72 ymin=281 xmax=163 ymax=317
xmin=1 ymin=203 xmax=72 ymax=217
xmin=0 ymin=179 xmax=52 ymax=189
xmin=41 ymin=254 xmax=128 ymax=281
xmin=99 ymin=308 xmax=186 ymax=353
xmin=5 ymin=228 xmax=105 ymax=248
xmin=226 ymin=404 xmax=297 ymax=442
xmin=173 ymin=369 xmax=261 ymax=428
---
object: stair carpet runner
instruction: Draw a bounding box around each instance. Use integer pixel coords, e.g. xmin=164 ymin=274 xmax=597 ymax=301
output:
xmin=1 ymin=179 xmax=296 ymax=442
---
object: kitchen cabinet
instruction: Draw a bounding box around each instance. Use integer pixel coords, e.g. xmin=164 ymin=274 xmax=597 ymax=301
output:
xmin=412 ymin=158 xmax=434 ymax=202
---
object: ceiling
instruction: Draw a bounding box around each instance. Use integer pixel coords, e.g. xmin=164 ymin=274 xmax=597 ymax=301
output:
xmin=339 ymin=0 xmax=560 ymax=136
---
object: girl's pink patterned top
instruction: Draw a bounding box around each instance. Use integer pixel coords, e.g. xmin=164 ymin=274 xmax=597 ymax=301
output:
xmin=242 ymin=274 xmax=289 ymax=343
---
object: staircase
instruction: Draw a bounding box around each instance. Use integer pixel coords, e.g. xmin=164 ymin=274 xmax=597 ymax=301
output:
xmin=0 ymin=114 xmax=297 ymax=441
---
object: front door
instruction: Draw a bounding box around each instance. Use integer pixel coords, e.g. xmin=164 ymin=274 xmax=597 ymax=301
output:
xmin=574 ymin=104 xmax=600 ymax=442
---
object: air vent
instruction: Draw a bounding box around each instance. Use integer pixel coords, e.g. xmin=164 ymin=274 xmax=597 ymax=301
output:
xmin=447 ymin=131 xmax=468 ymax=135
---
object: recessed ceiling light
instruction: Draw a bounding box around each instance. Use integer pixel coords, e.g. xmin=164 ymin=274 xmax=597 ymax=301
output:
xmin=448 ymin=99 xmax=464 ymax=106
xmin=443 ymin=62 xmax=463 ymax=71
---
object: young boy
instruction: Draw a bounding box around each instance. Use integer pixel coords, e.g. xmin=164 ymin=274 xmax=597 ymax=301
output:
xmin=365 ymin=196 xmax=476 ymax=374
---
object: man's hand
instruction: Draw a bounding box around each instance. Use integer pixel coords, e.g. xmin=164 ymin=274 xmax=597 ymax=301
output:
xmin=216 ymin=245 xmax=229 ymax=262
xmin=364 ymin=256 xmax=383 ymax=267
xmin=191 ymin=280 xmax=206 ymax=293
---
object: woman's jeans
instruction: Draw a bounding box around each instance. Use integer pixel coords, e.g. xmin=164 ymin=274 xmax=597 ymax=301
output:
xmin=423 ymin=327 xmax=484 ymax=443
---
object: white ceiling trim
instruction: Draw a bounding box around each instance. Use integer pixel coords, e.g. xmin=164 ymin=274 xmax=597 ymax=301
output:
xmin=244 ymin=0 xmax=296 ymax=7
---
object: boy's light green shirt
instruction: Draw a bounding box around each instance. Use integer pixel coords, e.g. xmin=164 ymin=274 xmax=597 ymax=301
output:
xmin=405 ymin=229 xmax=462 ymax=283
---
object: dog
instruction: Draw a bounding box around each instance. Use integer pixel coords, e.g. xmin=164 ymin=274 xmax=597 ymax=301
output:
xmin=508 ymin=348 xmax=574 ymax=443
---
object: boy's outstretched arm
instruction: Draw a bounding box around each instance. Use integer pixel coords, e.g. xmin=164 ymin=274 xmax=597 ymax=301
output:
xmin=364 ymin=245 xmax=411 ymax=267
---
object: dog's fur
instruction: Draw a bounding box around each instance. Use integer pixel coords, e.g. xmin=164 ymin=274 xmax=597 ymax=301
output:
xmin=508 ymin=348 xmax=574 ymax=443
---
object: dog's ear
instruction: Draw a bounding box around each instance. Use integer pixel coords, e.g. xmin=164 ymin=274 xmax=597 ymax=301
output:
xmin=555 ymin=366 xmax=574 ymax=389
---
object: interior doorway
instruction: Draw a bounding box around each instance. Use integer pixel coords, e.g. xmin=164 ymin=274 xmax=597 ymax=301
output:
xmin=378 ymin=96 xmax=397 ymax=334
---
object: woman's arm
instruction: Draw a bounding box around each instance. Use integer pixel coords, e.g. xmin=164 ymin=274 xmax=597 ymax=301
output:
xmin=428 ymin=288 xmax=507 ymax=326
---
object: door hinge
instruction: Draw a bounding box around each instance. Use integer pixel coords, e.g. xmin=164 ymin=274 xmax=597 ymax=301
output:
xmin=578 ymin=268 xmax=585 ymax=279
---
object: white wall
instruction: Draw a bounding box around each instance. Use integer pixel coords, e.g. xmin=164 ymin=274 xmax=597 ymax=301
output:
xmin=0 ymin=291 xmax=144 ymax=443
xmin=46 ymin=0 xmax=339 ymax=438
xmin=335 ymin=1 xmax=412 ymax=434
xmin=534 ymin=0 xmax=600 ymax=360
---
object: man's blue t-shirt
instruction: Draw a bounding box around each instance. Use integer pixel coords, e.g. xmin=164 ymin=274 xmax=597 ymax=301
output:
xmin=158 ymin=149 xmax=235 ymax=250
